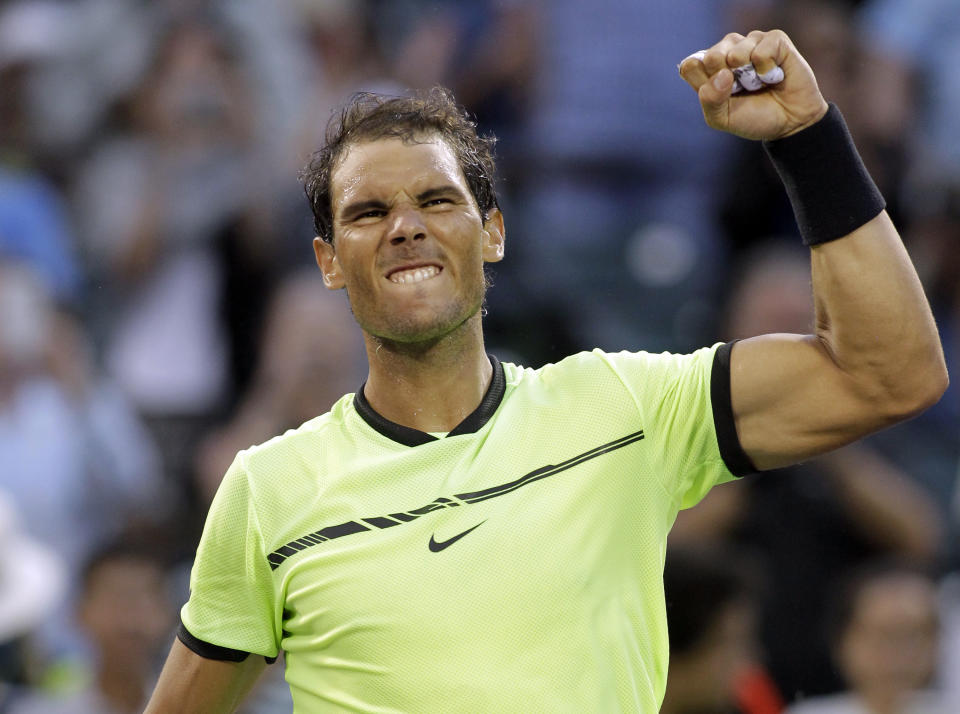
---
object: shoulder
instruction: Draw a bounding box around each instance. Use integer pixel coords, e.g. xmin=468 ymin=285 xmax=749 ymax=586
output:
xmin=243 ymin=393 xmax=354 ymax=463
xmin=502 ymin=345 xmax=723 ymax=398
xmin=216 ymin=394 xmax=356 ymax=505
xmin=515 ymin=344 xmax=722 ymax=386
xmin=499 ymin=346 xmax=722 ymax=424
xmin=505 ymin=347 xmax=703 ymax=381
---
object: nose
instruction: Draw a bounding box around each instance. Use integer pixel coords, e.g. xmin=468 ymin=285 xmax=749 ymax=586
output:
xmin=386 ymin=205 xmax=427 ymax=246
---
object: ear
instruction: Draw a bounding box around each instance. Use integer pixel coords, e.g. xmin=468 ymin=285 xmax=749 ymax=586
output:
xmin=314 ymin=237 xmax=345 ymax=289
xmin=481 ymin=209 xmax=505 ymax=263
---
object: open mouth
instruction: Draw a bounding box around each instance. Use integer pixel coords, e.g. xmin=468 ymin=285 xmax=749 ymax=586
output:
xmin=387 ymin=265 xmax=442 ymax=284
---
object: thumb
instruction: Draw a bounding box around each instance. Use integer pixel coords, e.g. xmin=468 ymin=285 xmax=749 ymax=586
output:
xmin=698 ymin=68 xmax=733 ymax=128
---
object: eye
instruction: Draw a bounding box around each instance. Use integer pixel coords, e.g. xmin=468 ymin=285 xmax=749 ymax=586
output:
xmin=423 ymin=198 xmax=453 ymax=208
xmin=355 ymin=209 xmax=386 ymax=221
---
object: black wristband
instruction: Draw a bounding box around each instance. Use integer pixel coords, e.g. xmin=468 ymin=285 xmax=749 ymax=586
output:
xmin=763 ymin=103 xmax=886 ymax=246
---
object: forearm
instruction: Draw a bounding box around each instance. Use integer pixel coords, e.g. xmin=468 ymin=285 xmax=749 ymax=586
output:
xmin=729 ymin=106 xmax=947 ymax=469
xmin=810 ymin=211 xmax=947 ymax=417
xmin=762 ymin=102 xmax=948 ymax=418
xmin=145 ymin=638 xmax=266 ymax=714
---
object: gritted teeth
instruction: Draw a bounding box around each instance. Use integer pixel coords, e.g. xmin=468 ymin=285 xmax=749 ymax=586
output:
xmin=388 ymin=265 xmax=441 ymax=284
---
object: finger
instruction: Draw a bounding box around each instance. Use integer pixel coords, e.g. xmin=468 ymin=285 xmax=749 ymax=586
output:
xmin=701 ymin=32 xmax=745 ymax=75
xmin=750 ymin=30 xmax=792 ymax=78
xmin=698 ymin=68 xmax=734 ymax=128
xmin=726 ymin=34 xmax=760 ymax=71
xmin=679 ymin=53 xmax=709 ymax=90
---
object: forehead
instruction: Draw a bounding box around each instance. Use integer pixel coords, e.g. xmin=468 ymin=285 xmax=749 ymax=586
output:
xmin=331 ymin=136 xmax=467 ymax=209
xmin=854 ymin=575 xmax=937 ymax=623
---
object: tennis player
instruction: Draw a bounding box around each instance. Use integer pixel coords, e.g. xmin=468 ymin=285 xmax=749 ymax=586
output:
xmin=145 ymin=29 xmax=947 ymax=713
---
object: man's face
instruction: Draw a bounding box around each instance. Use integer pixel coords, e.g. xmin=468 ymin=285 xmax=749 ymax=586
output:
xmin=315 ymin=136 xmax=503 ymax=344
xmin=839 ymin=574 xmax=940 ymax=697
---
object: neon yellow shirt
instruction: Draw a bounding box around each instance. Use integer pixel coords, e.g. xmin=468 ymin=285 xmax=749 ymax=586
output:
xmin=181 ymin=345 xmax=742 ymax=712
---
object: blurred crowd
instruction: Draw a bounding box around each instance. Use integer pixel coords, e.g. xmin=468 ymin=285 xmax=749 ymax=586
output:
xmin=0 ymin=0 xmax=957 ymax=712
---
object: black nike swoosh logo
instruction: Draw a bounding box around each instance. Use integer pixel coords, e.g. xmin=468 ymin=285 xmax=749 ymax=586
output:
xmin=428 ymin=521 xmax=486 ymax=552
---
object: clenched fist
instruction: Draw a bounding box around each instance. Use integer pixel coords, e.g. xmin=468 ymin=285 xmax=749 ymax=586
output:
xmin=679 ymin=29 xmax=829 ymax=141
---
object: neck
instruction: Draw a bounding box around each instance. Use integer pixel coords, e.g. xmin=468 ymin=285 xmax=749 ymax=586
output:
xmin=361 ymin=314 xmax=492 ymax=433
xmin=97 ymin=658 xmax=148 ymax=714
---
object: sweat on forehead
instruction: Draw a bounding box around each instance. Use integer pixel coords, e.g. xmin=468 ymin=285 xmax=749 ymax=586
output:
xmin=332 ymin=137 xmax=466 ymax=201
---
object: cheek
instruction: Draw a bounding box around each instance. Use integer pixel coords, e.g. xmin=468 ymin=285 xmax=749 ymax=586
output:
xmin=332 ymin=240 xmax=374 ymax=284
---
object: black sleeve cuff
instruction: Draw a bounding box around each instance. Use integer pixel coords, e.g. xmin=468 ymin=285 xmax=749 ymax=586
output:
xmin=177 ymin=619 xmax=277 ymax=664
xmin=711 ymin=342 xmax=758 ymax=477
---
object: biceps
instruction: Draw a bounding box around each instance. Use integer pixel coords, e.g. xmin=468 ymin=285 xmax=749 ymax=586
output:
xmin=145 ymin=639 xmax=268 ymax=714
xmin=729 ymin=334 xmax=890 ymax=470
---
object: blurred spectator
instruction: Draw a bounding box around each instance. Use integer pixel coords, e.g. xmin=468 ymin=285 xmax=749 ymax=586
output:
xmin=671 ymin=244 xmax=944 ymax=702
xmin=0 ymin=491 xmax=67 ymax=702
xmin=290 ymin=0 xmax=399 ymax=159
xmin=857 ymin=0 xmax=960 ymax=186
xmin=0 ymin=260 xmax=166 ymax=665
xmin=0 ymin=2 xmax=83 ymax=303
xmin=9 ymin=540 xmax=174 ymax=714
xmin=938 ymin=571 xmax=960 ymax=710
xmin=72 ymin=17 xmax=277 ymax=482
xmin=661 ymin=544 xmax=782 ymax=714
xmin=0 ymin=1 xmax=161 ymax=167
xmin=0 ymin=0 xmax=72 ymax=165
xmin=194 ymin=269 xmax=364 ymax=504
xmin=369 ymin=0 xmax=537 ymax=142
xmin=852 ymin=0 xmax=960 ymax=561
xmin=497 ymin=0 xmax=739 ymax=365
xmin=786 ymin=561 xmax=949 ymax=714
xmin=0 ymin=167 xmax=81 ymax=305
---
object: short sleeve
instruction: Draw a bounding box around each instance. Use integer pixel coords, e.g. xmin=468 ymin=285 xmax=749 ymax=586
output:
xmin=600 ymin=343 xmax=743 ymax=510
xmin=180 ymin=454 xmax=280 ymax=658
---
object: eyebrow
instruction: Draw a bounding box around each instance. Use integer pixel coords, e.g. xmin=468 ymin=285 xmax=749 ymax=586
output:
xmin=337 ymin=185 xmax=470 ymax=221
xmin=338 ymin=198 xmax=388 ymax=221
xmin=415 ymin=185 xmax=469 ymax=203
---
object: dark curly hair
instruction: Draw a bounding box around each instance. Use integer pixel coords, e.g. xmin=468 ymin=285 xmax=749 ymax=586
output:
xmin=302 ymin=87 xmax=499 ymax=244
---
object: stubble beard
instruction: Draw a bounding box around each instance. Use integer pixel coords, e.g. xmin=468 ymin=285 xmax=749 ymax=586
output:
xmin=347 ymin=280 xmax=487 ymax=353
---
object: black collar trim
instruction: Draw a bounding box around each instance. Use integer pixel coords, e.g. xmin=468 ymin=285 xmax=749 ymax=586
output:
xmin=353 ymin=355 xmax=505 ymax=447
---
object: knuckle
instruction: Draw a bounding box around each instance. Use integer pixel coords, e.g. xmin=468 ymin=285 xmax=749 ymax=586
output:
xmin=723 ymin=32 xmax=745 ymax=43
xmin=703 ymin=48 xmax=724 ymax=68
xmin=726 ymin=43 xmax=753 ymax=65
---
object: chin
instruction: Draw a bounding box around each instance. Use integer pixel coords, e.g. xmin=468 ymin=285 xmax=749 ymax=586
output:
xmin=366 ymin=306 xmax=482 ymax=345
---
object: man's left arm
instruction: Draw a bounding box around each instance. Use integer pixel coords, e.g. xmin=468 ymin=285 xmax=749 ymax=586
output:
xmin=681 ymin=30 xmax=948 ymax=471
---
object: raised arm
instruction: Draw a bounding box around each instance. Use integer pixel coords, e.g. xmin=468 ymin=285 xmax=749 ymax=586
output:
xmin=144 ymin=638 xmax=267 ymax=714
xmin=681 ymin=30 xmax=948 ymax=471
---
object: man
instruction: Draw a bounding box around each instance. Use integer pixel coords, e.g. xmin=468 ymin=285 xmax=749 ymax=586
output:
xmin=786 ymin=561 xmax=947 ymax=714
xmin=10 ymin=542 xmax=172 ymax=714
xmin=146 ymin=30 xmax=947 ymax=713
